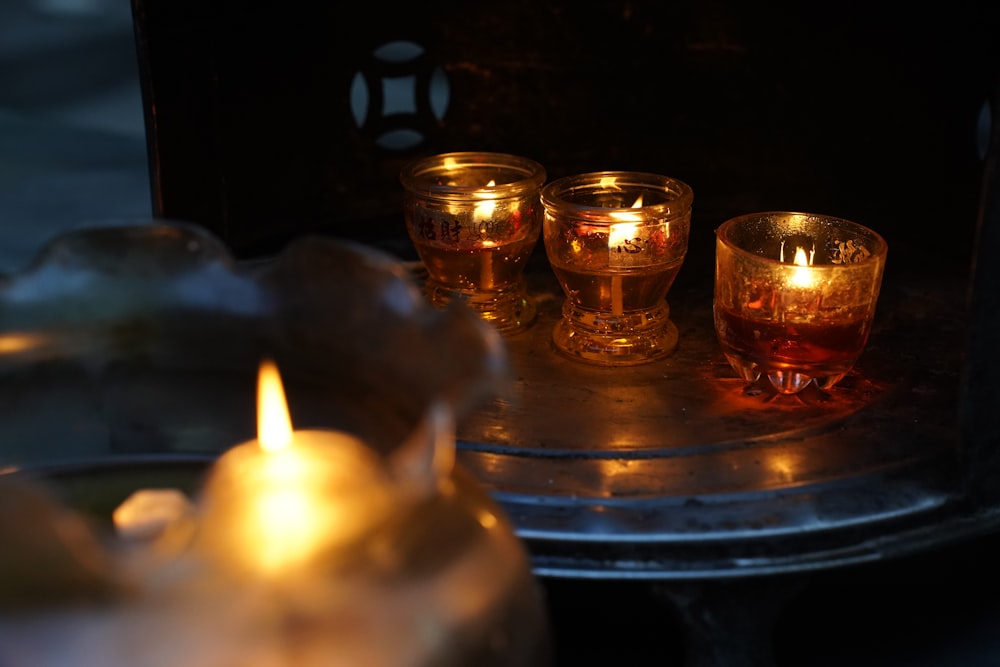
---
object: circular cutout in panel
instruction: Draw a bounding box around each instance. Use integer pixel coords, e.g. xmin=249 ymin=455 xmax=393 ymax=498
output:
xmin=350 ymin=40 xmax=450 ymax=152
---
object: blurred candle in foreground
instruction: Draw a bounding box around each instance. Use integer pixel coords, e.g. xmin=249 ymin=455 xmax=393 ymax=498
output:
xmin=194 ymin=359 xmax=398 ymax=578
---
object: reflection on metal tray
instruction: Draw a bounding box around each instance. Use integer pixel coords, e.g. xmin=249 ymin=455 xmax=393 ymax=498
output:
xmin=454 ymin=262 xmax=988 ymax=578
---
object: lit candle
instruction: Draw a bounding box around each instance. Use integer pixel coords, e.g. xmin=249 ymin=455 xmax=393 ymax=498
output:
xmin=194 ymin=358 xmax=401 ymax=579
xmin=780 ymin=239 xmax=817 ymax=289
xmin=541 ymin=171 xmax=693 ymax=366
xmin=714 ymin=211 xmax=887 ymax=395
xmin=607 ymin=194 xmax=646 ymax=317
xmin=475 ymin=185 xmax=498 ymax=289
xmin=401 ymin=152 xmax=547 ymax=336
xmin=0 ymin=370 xmax=550 ymax=666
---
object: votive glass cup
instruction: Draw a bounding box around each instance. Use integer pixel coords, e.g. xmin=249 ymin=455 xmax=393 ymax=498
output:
xmin=541 ymin=171 xmax=693 ymax=366
xmin=714 ymin=211 xmax=888 ymax=394
xmin=401 ymin=151 xmax=547 ymax=336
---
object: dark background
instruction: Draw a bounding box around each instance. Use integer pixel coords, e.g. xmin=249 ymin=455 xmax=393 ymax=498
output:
xmin=3 ymin=1 xmax=1000 ymax=664
xmin=130 ymin=1 xmax=999 ymax=276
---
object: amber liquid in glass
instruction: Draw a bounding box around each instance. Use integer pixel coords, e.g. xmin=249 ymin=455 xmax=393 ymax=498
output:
xmin=715 ymin=307 xmax=872 ymax=370
xmin=416 ymin=236 xmax=538 ymax=291
xmin=549 ymin=261 xmax=682 ymax=312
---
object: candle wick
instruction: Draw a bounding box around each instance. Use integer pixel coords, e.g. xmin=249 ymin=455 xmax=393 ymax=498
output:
xmin=480 ymin=246 xmax=494 ymax=290
xmin=611 ymin=274 xmax=623 ymax=316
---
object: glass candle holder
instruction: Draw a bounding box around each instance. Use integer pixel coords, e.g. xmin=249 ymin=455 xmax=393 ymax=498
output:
xmin=401 ymin=151 xmax=547 ymax=336
xmin=541 ymin=171 xmax=693 ymax=366
xmin=714 ymin=211 xmax=888 ymax=395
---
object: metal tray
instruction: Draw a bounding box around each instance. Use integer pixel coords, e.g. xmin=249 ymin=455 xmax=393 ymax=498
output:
xmin=455 ymin=261 xmax=994 ymax=578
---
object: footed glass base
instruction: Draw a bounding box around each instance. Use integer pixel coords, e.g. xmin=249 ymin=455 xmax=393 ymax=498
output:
xmin=723 ymin=353 xmax=851 ymax=395
xmin=552 ymin=301 xmax=678 ymax=366
xmin=426 ymin=279 xmax=536 ymax=336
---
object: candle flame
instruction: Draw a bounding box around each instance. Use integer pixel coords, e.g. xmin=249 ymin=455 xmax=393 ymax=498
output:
xmin=609 ymin=221 xmax=640 ymax=246
xmin=474 ymin=179 xmax=497 ymax=220
xmin=608 ymin=195 xmax=645 ymax=259
xmin=257 ymin=359 xmax=293 ymax=452
xmin=793 ymin=246 xmax=812 ymax=266
xmin=779 ymin=240 xmax=815 ymax=266
xmin=781 ymin=242 xmax=817 ymax=288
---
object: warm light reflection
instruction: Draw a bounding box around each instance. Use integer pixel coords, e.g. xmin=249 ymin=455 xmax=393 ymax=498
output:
xmin=476 ymin=509 xmax=498 ymax=530
xmin=765 ymin=451 xmax=801 ymax=483
xmin=592 ymin=458 xmax=635 ymax=497
xmin=112 ymin=488 xmax=193 ymax=541
xmin=0 ymin=333 xmax=47 ymax=355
